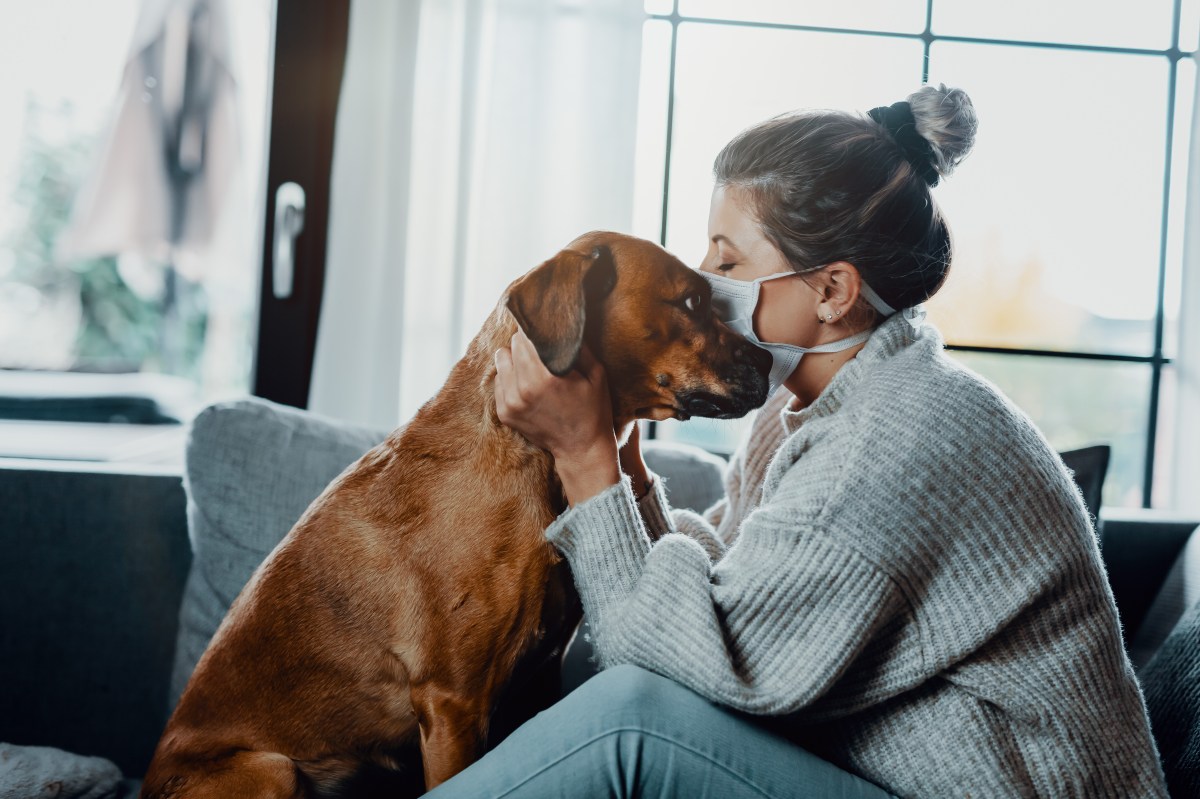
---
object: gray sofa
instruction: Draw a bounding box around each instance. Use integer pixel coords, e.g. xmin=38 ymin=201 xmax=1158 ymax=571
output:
xmin=2 ymin=397 xmax=1198 ymax=793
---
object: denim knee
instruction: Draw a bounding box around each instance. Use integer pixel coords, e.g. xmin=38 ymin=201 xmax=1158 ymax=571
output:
xmin=574 ymin=664 xmax=687 ymax=726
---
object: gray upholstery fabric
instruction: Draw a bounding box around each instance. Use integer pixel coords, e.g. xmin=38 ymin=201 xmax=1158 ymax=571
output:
xmin=170 ymin=399 xmax=728 ymax=712
xmin=0 ymin=464 xmax=190 ymax=777
xmin=641 ymin=440 xmax=726 ymax=517
xmin=0 ymin=743 xmax=123 ymax=799
xmin=1130 ymin=524 xmax=1200 ymax=670
xmin=1140 ymin=596 xmax=1200 ymax=796
xmin=169 ymin=399 xmax=386 ymax=711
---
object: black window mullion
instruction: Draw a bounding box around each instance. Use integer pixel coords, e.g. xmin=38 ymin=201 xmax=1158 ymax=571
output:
xmin=1144 ymin=0 xmax=1186 ymax=506
xmin=647 ymin=2 xmax=681 ymax=443
xmin=659 ymin=4 xmax=680 ymax=250
xmin=922 ymin=0 xmax=934 ymax=83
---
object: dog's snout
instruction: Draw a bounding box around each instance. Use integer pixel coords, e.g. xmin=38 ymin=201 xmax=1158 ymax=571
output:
xmin=684 ymin=393 xmax=725 ymax=417
xmin=732 ymin=340 xmax=772 ymax=377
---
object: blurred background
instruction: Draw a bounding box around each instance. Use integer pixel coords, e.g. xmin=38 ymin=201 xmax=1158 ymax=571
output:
xmin=1 ymin=0 xmax=1198 ymax=511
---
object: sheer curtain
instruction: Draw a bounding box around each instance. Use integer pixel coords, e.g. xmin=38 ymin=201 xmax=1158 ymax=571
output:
xmin=310 ymin=0 xmax=644 ymax=429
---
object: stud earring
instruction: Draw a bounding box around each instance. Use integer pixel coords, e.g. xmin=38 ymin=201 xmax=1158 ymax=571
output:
xmin=826 ymin=313 xmax=833 ymax=320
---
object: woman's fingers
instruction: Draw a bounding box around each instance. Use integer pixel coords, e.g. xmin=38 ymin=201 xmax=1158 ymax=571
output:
xmin=493 ymin=348 xmax=510 ymax=418
xmin=493 ymin=345 xmax=523 ymax=418
xmin=575 ymin=343 xmax=605 ymax=387
xmin=622 ymin=419 xmax=641 ymax=450
xmin=510 ymin=330 xmax=554 ymax=403
xmin=494 ymin=328 xmax=616 ymax=463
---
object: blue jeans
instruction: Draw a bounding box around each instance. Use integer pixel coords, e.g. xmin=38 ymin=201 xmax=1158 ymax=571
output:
xmin=425 ymin=665 xmax=898 ymax=798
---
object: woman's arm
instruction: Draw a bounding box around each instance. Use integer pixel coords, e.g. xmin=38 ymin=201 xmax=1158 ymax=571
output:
xmin=631 ymin=389 xmax=792 ymax=554
xmin=547 ymin=477 xmax=904 ymax=715
xmin=619 ymin=425 xmax=730 ymax=561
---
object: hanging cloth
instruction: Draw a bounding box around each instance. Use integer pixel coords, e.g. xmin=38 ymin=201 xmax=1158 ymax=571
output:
xmin=58 ymin=0 xmax=239 ymax=279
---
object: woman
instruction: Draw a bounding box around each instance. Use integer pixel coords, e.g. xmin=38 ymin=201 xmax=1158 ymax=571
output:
xmin=431 ymin=85 xmax=1168 ymax=797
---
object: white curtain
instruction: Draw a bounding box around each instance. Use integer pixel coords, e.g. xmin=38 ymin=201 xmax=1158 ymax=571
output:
xmin=1173 ymin=50 xmax=1200 ymax=514
xmin=310 ymin=0 xmax=644 ymax=430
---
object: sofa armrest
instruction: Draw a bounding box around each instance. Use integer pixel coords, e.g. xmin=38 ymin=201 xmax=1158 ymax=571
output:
xmin=0 ymin=460 xmax=191 ymax=778
xmin=1100 ymin=509 xmax=1200 ymax=646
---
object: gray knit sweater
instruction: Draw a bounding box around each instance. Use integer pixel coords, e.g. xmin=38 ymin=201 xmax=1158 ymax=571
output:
xmin=545 ymin=312 xmax=1167 ymax=798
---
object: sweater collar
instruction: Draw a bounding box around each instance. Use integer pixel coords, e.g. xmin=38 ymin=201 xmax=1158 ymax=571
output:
xmin=779 ymin=311 xmax=943 ymax=434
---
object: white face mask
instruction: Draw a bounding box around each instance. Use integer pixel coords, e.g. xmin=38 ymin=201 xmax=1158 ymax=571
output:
xmin=698 ymin=269 xmax=920 ymax=397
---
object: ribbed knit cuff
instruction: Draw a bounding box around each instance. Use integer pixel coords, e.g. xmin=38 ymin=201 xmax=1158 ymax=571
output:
xmin=545 ymin=474 xmax=652 ymax=623
xmin=672 ymin=509 xmax=727 ymax=562
xmin=637 ymin=475 xmax=677 ymax=541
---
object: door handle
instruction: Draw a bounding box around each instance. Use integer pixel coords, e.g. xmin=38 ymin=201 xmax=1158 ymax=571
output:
xmin=272 ymin=182 xmax=306 ymax=299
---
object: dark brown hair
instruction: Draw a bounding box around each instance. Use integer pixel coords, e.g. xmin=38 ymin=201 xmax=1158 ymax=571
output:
xmin=713 ymin=84 xmax=978 ymax=318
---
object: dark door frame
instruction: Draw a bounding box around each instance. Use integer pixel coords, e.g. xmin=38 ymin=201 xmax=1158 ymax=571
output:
xmin=251 ymin=0 xmax=351 ymax=408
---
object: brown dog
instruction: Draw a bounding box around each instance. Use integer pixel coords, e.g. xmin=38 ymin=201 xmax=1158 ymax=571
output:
xmin=141 ymin=231 xmax=770 ymax=798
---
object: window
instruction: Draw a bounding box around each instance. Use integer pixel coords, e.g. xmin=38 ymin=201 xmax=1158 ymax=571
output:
xmin=0 ymin=0 xmax=273 ymax=466
xmin=0 ymin=0 xmax=348 ymax=463
xmin=634 ymin=0 xmax=1197 ymax=509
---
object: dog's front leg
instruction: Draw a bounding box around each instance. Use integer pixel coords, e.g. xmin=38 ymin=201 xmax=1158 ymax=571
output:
xmin=412 ymin=682 xmax=491 ymax=789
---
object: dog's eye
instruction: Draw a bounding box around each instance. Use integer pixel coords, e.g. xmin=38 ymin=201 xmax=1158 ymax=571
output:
xmin=683 ymin=293 xmax=704 ymax=313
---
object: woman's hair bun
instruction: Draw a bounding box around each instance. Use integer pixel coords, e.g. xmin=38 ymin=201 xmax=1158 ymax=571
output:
xmin=906 ymin=83 xmax=978 ymax=181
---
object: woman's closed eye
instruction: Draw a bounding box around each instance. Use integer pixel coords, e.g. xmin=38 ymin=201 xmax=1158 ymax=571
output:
xmin=717 ymin=263 xmax=736 ymax=272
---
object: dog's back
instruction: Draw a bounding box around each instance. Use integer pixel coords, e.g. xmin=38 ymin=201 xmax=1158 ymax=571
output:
xmin=142 ymin=305 xmax=572 ymax=798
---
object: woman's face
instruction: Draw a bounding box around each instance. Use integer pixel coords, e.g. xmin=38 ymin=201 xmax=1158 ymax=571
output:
xmin=697 ymin=184 xmax=824 ymax=348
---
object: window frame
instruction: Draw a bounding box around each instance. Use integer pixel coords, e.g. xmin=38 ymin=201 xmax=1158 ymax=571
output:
xmin=251 ymin=0 xmax=351 ymax=409
xmin=644 ymin=0 xmax=1193 ymax=509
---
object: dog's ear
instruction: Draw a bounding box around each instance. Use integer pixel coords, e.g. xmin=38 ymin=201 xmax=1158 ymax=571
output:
xmin=505 ymin=245 xmax=617 ymax=376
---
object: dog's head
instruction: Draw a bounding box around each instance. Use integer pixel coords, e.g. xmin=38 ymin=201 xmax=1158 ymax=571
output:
xmin=504 ymin=231 xmax=771 ymax=426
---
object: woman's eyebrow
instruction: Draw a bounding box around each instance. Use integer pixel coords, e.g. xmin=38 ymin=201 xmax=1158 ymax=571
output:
xmin=712 ymin=234 xmax=741 ymax=251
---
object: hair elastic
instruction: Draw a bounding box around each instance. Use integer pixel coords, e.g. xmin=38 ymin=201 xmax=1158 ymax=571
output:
xmin=867 ymin=101 xmax=940 ymax=187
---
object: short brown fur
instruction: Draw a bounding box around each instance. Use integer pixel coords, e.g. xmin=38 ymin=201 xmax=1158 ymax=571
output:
xmin=141 ymin=232 xmax=769 ymax=798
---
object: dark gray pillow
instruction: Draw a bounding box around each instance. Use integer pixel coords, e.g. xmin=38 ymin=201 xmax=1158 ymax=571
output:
xmin=1059 ymin=444 xmax=1109 ymax=526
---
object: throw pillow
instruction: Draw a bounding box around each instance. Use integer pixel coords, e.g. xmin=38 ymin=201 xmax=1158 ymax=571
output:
xmin=169 ymin=398 xmax=387 ymax=711
xmin=1059 ymin=444 xmax=1110 ymax=526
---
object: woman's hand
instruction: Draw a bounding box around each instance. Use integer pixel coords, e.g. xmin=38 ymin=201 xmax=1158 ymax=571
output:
xmin=494 ymin=330 xmax=619 ymax=505
xmin=619 ymin=423 xmax=654 ymax=501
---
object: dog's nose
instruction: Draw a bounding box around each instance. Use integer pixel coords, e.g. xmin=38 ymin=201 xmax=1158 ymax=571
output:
xmin=683 ymin=393 xmax=725 ymax=417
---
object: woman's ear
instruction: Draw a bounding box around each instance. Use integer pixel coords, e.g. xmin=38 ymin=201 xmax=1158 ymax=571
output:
xmin=814 ymin=261 xmax=867 ymax=325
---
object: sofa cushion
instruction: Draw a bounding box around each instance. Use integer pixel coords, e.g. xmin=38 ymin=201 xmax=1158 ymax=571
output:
xmin=1129 ymin=524 xmax=1200 ymax=670
xmin=641 ymin=439 xmax=726 ymax=517
xmin=1139 ymin=594 xmax=1200 ymax=796
xmin=170 ymin=400 xmax=728 ymax=711
xmin=169 ymin=398 xmax=387 ymax=710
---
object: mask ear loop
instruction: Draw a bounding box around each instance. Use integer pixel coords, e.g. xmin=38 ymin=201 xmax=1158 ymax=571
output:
xmin=859 ymin=282 xmax=926 ymax=330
